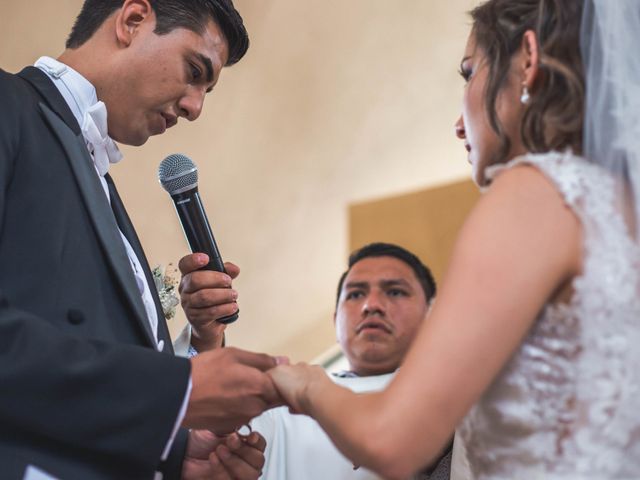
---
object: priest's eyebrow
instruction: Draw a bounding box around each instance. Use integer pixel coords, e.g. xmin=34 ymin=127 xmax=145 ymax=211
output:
xmin=345 ymin=278 xmax=411 ymax=290
xmin=344 ymin=281 xmax=370 ymax=291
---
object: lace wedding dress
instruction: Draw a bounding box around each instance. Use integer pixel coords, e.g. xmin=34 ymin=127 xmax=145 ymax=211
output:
xmin=457 ymin=150 xmax=640 ymax=480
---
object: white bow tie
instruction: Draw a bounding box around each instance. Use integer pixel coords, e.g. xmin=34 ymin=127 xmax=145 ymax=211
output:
xmin=81 ymin=101 xmax=123 ymax=176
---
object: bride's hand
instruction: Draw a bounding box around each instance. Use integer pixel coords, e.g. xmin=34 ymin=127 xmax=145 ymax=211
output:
xmin=268 ymin=363 xmax=329 ymax=414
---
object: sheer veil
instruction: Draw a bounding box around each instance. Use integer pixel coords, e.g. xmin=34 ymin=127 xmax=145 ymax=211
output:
xmin=581 ymin=0 xmax=640 ymax=236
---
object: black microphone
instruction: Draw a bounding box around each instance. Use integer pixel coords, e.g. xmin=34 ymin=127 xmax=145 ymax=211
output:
xmin=158 ymin=153 xmax=238 ymax=324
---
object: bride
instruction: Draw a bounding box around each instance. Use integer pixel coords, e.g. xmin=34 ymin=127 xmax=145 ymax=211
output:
xmin=268 ymin=0 xmax=640 ymax=478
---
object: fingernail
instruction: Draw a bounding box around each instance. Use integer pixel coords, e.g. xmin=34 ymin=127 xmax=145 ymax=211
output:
xmin=231 ymin=290 xmax=238 ymax=300
xmin=227 ymin=434 xmax=241 ymax=449
xmin=275 ymin=356 xmax=290 ymax=365
xmin=217 ymin=445 xmax=231 ymax=459
xmin=197 ymin=253 xmax=209 ymax=265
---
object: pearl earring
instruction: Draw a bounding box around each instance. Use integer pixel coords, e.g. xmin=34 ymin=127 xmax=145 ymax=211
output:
xmin=520 ymin=85 xmax=531 ymax=105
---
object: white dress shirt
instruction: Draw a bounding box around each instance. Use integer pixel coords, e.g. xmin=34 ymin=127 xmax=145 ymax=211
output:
xmin=250 ymin=372 xmax=396 ymax=480
xmin=251 ymin=371 xmax=454 ymax=480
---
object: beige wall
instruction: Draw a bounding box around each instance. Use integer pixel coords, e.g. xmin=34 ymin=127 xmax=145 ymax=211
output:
xmin=1 ymin=0 xmax=478 ymax=361
xmin=350 ymin=179 xmax=480 ymax=286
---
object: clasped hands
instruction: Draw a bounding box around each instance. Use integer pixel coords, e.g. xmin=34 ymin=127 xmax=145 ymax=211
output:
xmin=178 ymin=253 xmax=326 ymax=479
xmin=178 ymin=253 xmax=284 ymax=480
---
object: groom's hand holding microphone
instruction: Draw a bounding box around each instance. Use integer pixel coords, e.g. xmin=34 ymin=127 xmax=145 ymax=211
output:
xmin=179 ymin=253 xmax=239 ymax=352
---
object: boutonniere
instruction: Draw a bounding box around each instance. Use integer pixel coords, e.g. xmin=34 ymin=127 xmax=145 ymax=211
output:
xmin=152 ymin=264 xmax=180 ymax=320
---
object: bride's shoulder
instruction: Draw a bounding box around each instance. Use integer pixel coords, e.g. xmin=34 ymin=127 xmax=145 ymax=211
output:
xmin=470 ymin=152 xmax=583 ymax=248
xmin=483 ymin=150 xmax=603 ymax=208
xmin=451 ymin=152 xmax=583 ymax=302
xmin=464 ymin=151 xmax=583 ymax=236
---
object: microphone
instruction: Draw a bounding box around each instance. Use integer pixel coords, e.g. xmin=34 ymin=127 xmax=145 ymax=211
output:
xmin=158 ymin=153 xmax=238 ymax=324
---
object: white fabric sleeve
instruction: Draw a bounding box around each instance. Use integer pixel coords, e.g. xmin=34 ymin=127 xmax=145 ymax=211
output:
xmin=161 ymin=375 xmax=193 ymax=461
xmin=172 ymin=324 xmax=193 ymax=358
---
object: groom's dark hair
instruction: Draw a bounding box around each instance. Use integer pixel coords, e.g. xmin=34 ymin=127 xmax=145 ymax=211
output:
xmin=66 ymin=0 xmax=249 ymax=66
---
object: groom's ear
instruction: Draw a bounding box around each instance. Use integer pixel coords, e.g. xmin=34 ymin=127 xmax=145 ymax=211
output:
xmin=114 ymin=0 xmax=154 ymax=48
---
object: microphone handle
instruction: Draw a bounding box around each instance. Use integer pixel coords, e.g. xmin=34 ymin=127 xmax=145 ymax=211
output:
xmin=172 ymin=189 xmax=239 ymax=324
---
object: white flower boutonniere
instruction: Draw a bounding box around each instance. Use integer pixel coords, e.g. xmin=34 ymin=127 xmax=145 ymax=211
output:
xmin=152 ymin=264 xmax=180 ymax=320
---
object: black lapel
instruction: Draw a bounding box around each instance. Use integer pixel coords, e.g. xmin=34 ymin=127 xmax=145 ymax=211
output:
xmin=36 ymin=101 xmax=157 ymax=348
xmin=19 ymin=66 xmax=162 ymax=349
xmin=18 ymin=66 xmax=81 ymax=135
xmin=105 ymin=174 xmax=175 ymax=354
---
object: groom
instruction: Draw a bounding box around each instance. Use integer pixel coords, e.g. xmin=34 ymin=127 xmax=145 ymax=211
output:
xmin=0 ymin=1 xmax=281 ymax=479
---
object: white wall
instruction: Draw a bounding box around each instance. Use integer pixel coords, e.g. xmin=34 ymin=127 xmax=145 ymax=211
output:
xmin=1 ymin=0 xmax=477 ymax=360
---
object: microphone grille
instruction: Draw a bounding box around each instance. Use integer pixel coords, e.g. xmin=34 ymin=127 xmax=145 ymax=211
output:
xmin=158 ymin=153 xmax=199 ymax=195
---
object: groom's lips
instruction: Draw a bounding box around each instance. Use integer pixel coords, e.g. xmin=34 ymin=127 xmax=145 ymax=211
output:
xmin=160 ymin=112 xmax=178 ymax=131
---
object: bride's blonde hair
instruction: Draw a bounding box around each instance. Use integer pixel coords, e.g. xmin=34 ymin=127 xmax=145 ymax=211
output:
xmin=471 ymin=0 xmax=585 ymax=163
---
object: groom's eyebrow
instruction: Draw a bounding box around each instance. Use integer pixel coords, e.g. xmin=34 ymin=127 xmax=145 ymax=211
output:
xmin=196 ymin=53 xmax=215 ymax=84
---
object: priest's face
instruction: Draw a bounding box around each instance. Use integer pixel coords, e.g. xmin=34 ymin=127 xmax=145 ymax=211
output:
xmin=335 ymin=256 xmax=429 ymax=376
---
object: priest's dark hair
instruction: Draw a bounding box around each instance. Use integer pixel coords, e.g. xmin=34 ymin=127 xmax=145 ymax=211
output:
xmin=336 ymin=243 xmax=437 ymax=307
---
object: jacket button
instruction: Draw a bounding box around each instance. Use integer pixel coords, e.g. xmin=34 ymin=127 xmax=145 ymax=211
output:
xmin=67 ymin=309 xmax=84 ymax=325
